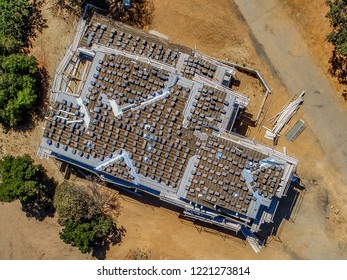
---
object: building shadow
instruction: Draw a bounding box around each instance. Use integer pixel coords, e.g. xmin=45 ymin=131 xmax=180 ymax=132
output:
xmin=256 ymin=179 xmax=306 ymax=244
xmin=229 ymin=76 xmax=241 ymax=90
xmin=232 ymin=109 xmax=255 ymax=136
xmin=113 ymin=183 xmax=247 ymax=245
xmin=65 ymin=164 xmax=306 ymax=250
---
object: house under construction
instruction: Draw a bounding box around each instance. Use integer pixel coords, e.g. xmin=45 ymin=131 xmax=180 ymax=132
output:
xmin=38 ymin=13 xmax=298 ymax=251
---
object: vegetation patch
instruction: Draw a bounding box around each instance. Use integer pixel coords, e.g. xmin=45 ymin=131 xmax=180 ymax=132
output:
xmin=0 ymin=54 xmax=39 ymax=126
xmin=0 ymin=155 xmax=55 ymax=219
xmin=54 ymin=181 xmax=124 ymax=258
xmin=125 ymin=248 xmax=152 ymax=260
xmin=326 ymin=0 xmax=347 ymax=86
xmin=0 ymin=0 xmax=47 ymax=127
xmin=52 ymin=0 xmax=153 ymax=28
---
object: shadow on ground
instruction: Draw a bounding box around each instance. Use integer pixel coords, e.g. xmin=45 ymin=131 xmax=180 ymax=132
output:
xmin=328 ymin=49 xmax=347 ymax=86
xmin=24 ymin=0 xmax=48 ymax=50
xmin=51 ymin=0 xmax=154 ymax=28
xmin=93 ymin=224 xmax=126 ymax=259
xmin=257 ymin=179 xmax=306 ymax=244
xmin=233 ymin=110 xmax=255 ymax=136
xmin=21 ymin=165 xmax=57 ymax=221
xmin=108 ymin=0 xmax=154 ymax=28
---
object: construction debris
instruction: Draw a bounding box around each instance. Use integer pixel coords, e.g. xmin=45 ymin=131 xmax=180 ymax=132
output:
xmin=264 ymin=91 xmax=305 ymax=141
xmin=286 ymin=119 xmax=305 ymax=142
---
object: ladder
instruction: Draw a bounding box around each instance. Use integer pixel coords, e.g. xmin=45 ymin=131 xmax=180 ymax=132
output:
xmin=246 ymin=236 xmax=262 ymax=253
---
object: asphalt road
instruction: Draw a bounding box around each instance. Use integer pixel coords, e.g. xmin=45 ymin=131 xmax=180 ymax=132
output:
xmin=234 ymin=0 xmax=347 ymax=186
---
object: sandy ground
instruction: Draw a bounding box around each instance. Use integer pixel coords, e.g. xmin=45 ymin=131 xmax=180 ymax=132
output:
xmin=0 ymin=201 xmax=91 ymax=260
xmin=0 ymin=0 xmax=346 ymax=259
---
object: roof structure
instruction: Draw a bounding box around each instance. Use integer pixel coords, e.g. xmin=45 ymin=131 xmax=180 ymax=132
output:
xmin=39 ymin=13 xmax=299 ymax=248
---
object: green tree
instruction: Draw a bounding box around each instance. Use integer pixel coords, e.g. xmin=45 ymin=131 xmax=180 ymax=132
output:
xmin=1 ymin=53 xmax=38 ymax=75
xmin=0 ymin=54 xmax=39 ymax=126
xmin=54 ymin=181 xmax=123 ymax=257
xmin=59 ymin=215 xmax=114 ymax=253
xmin=0 ymin=154 xmax=55 ymax=219
xmin=326 ymin=1 xmax=347 ymax=85
xmin=0 ymin=34 xmax=22 ymax=55
xmin=0 ymin=0 xmax=33 ymax=45
xmin=0 ymin=1 xmax=46 ymax=126
xmin=0 ymin=155 xmax=39 ymax=202
xmin=326 ymin=0 xmax=347 ymax=56
xmin=0 ymin=0 xmax=47 ymax=52
xmin=0 ymin=0 xmax=32 ymax=37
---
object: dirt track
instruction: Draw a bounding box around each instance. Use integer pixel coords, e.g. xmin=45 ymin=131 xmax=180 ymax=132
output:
xmin=235 ymin=0 xmax=347 ymax=259
xmin=235 ymin=0 xmax=347 ymax=185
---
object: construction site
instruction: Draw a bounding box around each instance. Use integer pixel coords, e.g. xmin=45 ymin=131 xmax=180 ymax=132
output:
xmin=38 ymin=12 xmax=303 ymax=252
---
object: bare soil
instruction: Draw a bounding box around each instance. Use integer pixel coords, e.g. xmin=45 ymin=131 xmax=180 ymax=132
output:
xmin=0 ymin=201 xmax=91 ymax=260
xmin=0 ymin=0 xmax=346 ymax=259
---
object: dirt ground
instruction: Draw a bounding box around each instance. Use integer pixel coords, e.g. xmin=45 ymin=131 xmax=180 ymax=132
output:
xmin=0 ymin=201 xmax=92 ymax=260
xmin=0 ymin=0 xmax=346 ymax=260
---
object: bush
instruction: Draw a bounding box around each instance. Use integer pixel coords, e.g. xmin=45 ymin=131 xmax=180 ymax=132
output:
xmin=54 ymin=181 xmax=98 ymax=225
xmin=126 ymin=248 xmax=152 ymax=260
xmin=59 ymin=214 xmax=114 ymax=254
xmin=0 ymin=155 xmax=40 ymax=202
xmin=0 ymin=35 xmax=22 ymax=55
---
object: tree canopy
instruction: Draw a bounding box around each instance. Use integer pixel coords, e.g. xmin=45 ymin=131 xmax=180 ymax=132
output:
xmin=0 ymin=0 xmax=33 ymax=46
xmin=0 ymin=54 xmax=39 ymax=126
xmin=326 ymin=0 xmax=347 ymax=85
xmin=54 ymin=181 xmax=123 ymax=256
xmin=59 ymin=214 xmax=114 ymax=254
xmin=0 ymin=0 xmax=46 ymax=127
xmin=326 ymin=0 xmax=347 ymax=56
xmin=0 ymin=155 xmax=55 ymax=219
xmin=0 ymin=34 xmax=22 ymax=55
xmin=0 ymin=155 xmax=40 ymax=202
xmin=54 ymin=181 xmax=98 ymax=225
xmin=0 ymin=0 xmax=46 ymax=49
